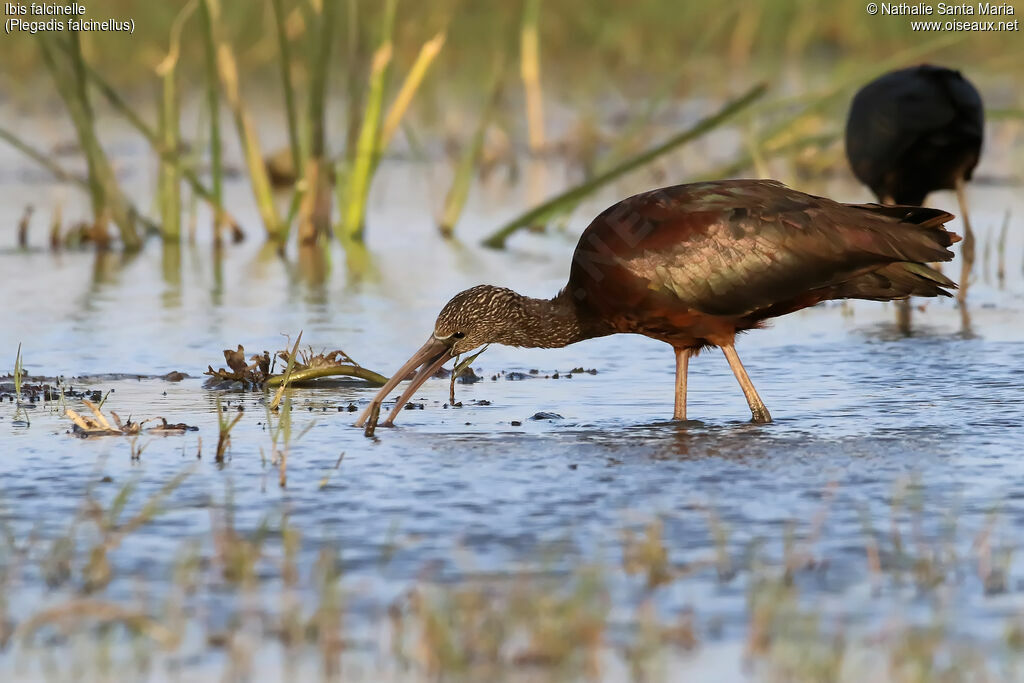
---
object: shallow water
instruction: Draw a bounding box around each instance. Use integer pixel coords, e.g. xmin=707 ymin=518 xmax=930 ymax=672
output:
xmin=2 ymin=105 xmax=1024 ymax=680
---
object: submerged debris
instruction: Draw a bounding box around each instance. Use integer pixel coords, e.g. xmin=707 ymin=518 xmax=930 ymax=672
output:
xmin=65 ymin=400 xmax=196 ymax=438
xmin=204 ymin=343 xmax=386 ymax=389
xmin=529 ymin=412 xmax=563 ymax=420
xmin=204 ymin=346 xmax=272 ymax=388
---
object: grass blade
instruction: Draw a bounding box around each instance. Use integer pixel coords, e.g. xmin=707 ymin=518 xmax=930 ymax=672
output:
xmin=39 ymin=33 xmax=141 ymax=250
xmin=53 ymin=37 xmax=238 ymax=236
xmin=205 ymin=0 xmax=285 ymax=242
xmin=0 ymin=126 xmax=88 ymax=187
xmin=200 ymin=0 xmax=225 ymax=241
xmin=298 ymin=0 xmax=337 ymax=245
xmin=481 ymin=82 xmax=767 ymax=249
xmin=271 ymin=0 xmax=302 ymax=184
xmin=270 ymin=331 xmax=303 ymax=412
xmin=339 ymin=0 xmax=396 ymax=245
xmin=439 ymin=59 xmax=503 ymax=238
xmin=155 ymin=1 xmax=196 ymax=243
xmin=520 ymin=0 xmax=544 ymax=154
xmin=379 ymin=30 xmax=446 ymax=150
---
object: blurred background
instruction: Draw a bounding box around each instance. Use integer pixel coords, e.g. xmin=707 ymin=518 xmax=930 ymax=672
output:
xmin=2 ymin=2 xmax=1024 ymax=681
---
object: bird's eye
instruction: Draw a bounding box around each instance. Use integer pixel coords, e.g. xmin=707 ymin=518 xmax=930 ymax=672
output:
xmin=452 ymin=332 xmax=465 ymax=339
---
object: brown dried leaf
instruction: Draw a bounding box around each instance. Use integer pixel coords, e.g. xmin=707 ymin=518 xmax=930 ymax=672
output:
xmin=252 ymin=351 xmax=271 ymax=376
xmin=82 ymin=400 xmax=113 ymax=431
xmin=224 ymin=346 xmax=248 ymax=374
xmin=278 ymin=347 xmax=357 ymax=371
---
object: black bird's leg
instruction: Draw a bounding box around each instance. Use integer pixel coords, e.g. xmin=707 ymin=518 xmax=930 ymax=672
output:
xmin=721 ymin=344 xmax=772 ymax=423
xmin=955 ymin=177 xmax=975 ymax=306
xmin=673 ymin=347 xmax=691 ymax=420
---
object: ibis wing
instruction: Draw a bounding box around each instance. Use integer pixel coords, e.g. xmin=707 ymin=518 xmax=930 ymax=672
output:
xmin=573 ymin=180 xmax=955 ymax=318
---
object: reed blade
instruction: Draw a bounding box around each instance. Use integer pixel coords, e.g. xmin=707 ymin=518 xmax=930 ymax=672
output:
xmin=200 ymin=0 xmax=225 ymax=240
xmin=520 ymin=0 xmax=545 ymax=154
xmin=271 ymin=0 xmax=303 ymax=186
xmin=439 ymin=59 xmax=503 ymax=238
xmin=39 ymin=33 xmax=142 ymax=250
xmin=298 ymin=0 xmax=337 ymax=245
xmin=379 ymin=31 xmax=446 ymax=150
xmin=481 ymin=82 xmax=768 ymax=249
xmin=205 ymin=0 xmax=286 ymax=242
xmin=339 ymin=0 xmax=397 ymax=245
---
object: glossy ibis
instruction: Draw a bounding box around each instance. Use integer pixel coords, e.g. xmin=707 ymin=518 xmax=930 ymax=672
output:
xmin=356 ymin=180 xmax=958 ymax=428
xmin=846 ymin=64 xmax=983 ymax=305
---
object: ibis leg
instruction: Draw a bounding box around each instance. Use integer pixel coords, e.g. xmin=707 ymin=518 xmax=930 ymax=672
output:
xmin=896 ymin=299 xmax=912 ymax=336
xmin=721 ymin=344 xmax=772 ymax=423
xmin=955 ymin=177 xmax=975 ymax=306
xmin=673 ymin=347 xmax=691 ymax=420
xmin=882 ymin=194 xmax=915 ymax=334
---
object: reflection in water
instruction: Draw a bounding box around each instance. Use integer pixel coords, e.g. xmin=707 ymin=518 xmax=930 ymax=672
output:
xmin=297 ymin=243 xmax=331 ymax=305
xmin=343 ymin=239 xmax=377 ymax=286
xmin=895 ymin=298 xmax=912 ymax=337
xmin=161 ymin=242 xmax=182 ymax=309
xmin=211 ymin=242 xmax=225 ymax=306
xmin=959 ymin=302 xmax=974 ymax=339
xmin=89 ymin=248 xmax=123 ymax=288
xmin=525 ymin=160 xmax=549 ymax=233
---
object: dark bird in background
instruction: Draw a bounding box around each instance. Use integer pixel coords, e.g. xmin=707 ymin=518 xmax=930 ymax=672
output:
xmin=356 ymin=180 xmax=959 ymax=429
xmin=845 ymin=64 xmax=983 ymax=306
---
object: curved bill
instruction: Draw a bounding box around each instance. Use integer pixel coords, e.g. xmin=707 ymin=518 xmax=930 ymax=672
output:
xmin=354 ymin=336 xmax=453 ymax=428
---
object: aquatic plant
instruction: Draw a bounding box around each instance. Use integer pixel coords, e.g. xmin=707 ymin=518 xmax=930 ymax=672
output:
xmin=37 ymin=33 xmax=141 ymax=250
xmin=438 ymin=58 xmax=504 ymax=238
xmin=205 ymin=342 xmax=387 ymax=389
xmin=214 ymin=397 xmax=244 ymax=462
xmin=204 ymin=0 xmax=285 ymax=243
xmin=520 ymin=0 xmax=545 ymax=154
xmin=481 ymin=82 xmax=767 ymax=248
xmin=338 ymin=1 xmax=445 ymax=246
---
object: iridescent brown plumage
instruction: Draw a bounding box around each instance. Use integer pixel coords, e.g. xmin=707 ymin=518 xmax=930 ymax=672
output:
xmin=356 ymin=179 xmax=958 ymax=428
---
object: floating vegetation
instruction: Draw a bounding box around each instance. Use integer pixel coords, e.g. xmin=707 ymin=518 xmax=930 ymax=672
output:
xmin=204 ymin=342 xmax=387 ymax=389
xmin=214 ymin=397 xmax=243 ymax=461
xmin=204 ymin=345 xmax=272 ymax=388
xmin=64 ymin=399 xmax=196 ymax=438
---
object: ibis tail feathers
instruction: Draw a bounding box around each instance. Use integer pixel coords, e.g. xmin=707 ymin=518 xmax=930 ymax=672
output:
xmin=832 ymin=261 xmax=957 ymax=301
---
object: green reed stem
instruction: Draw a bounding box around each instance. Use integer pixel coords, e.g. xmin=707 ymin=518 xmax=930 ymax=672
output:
xmin=158 ymin=71 xmax=181 ymax=242
xmin=39 ymin=33 xmax=141 ymax=250
xmin=264 ymin=365 xmax=388 ymax=387
xmin=205 ymin=0 xmax=285 ymax=242
xmin=200 ymin=0 xmax=225 ymax=240
xmin=55 ymin=38 xmax=238 ymax=234
xmin=0 ymin=127 xmax=87 ymax=187
xmin=439 ymin=59 xmax=503 ymax=238
xmin=339 ymin=0 xmax=396 ymax=245
xmin=271 ymin=0 xmax=302 ymax=182
xmin=482 ymin=82 xmax=767 ymax=249
xmin=156 ymin=2 xmax=195 ymax=243
xmin=520 ymin=0 xmax=544 ymax=154
xmin=298 ymin=0 xmax=336 ymax=245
